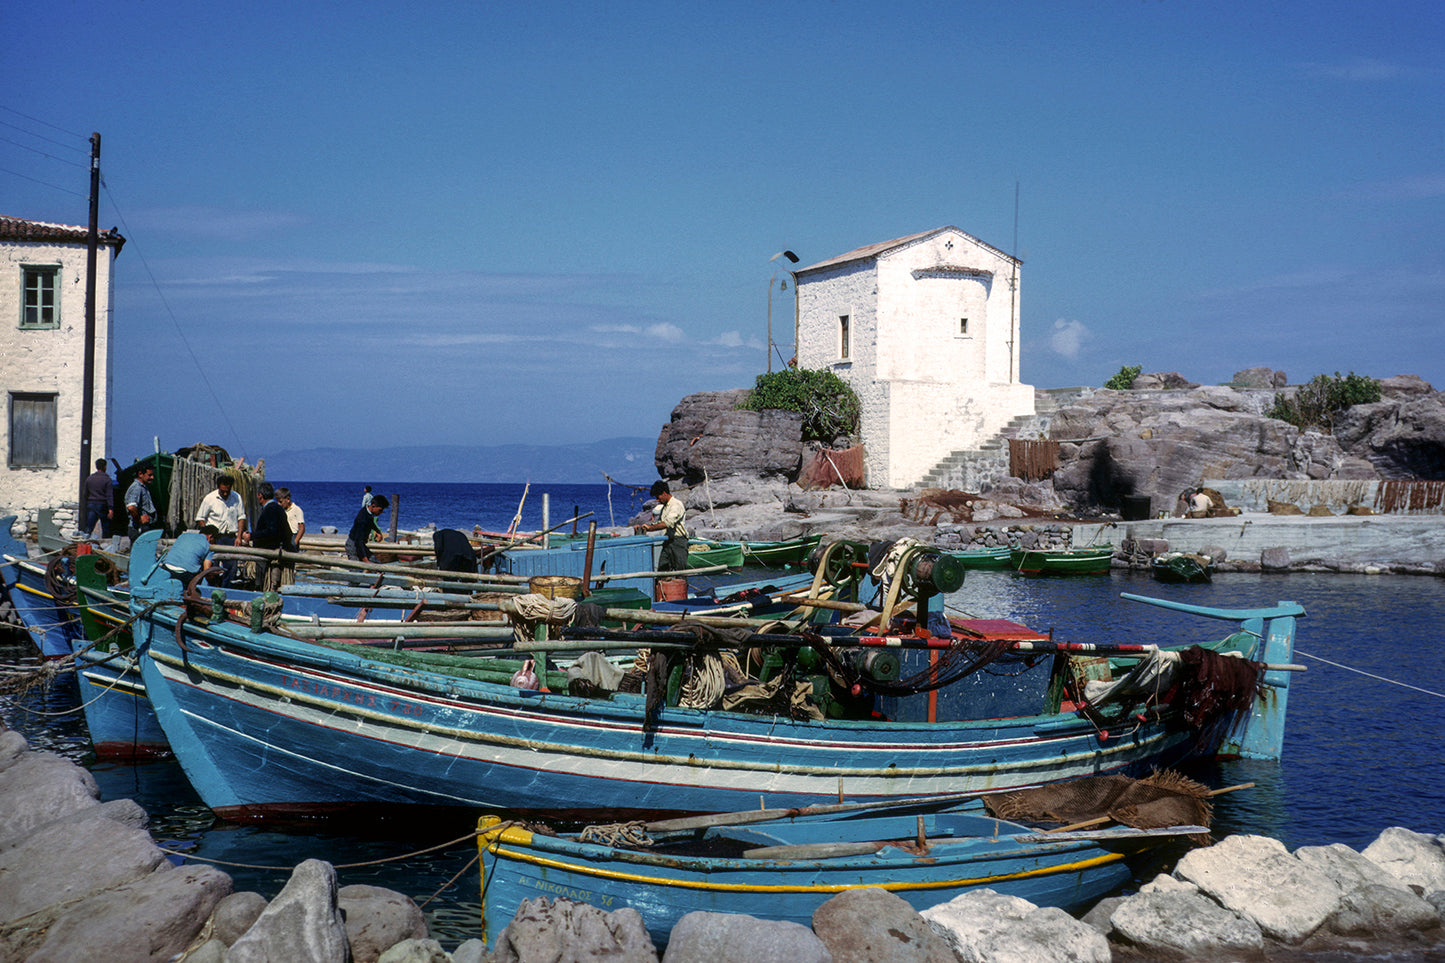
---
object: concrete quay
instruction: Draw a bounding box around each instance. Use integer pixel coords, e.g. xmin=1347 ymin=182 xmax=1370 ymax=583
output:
xmin=1067 ymin=512 xmax=1445 ymax=575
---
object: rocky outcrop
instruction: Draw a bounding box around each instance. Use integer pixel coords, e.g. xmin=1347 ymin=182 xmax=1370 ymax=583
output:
xmin=1334 ymin=382 xmax=1445 ymax=479
xmin=653 ymin=374 xmax=1442 ymax=520
xmin=654 ymin=390 xmax=806 ymax=484
xmin=1046 ymin=385 xmax=1382 ymax=513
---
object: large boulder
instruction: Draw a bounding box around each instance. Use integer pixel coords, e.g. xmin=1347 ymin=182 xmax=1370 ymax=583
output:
xmin=662 ymin=912 xmax=831 ymax=963
xmin=17 ymin=864 xmax=232 ymax=963
xmin=1174 ymin=834 xmax=1344 ymax=944
xmin=921 ymin=889 xmax=1110 ymax=963
xmin=1361 ymin=827 xmax=1445 ymax=893
xmin=338 ymin=884 xmax=429 ymax=963
xmin=812 ymin=887 xmax=955 ymax=962
xmin=1108 ymin=888 xmax=1264 ymax=957
xmin=489 ymin=897 xmax=658 ymax=963
xmin=1047 ymin=385 xmax=1373 ymax=511
xmin=1334 ymin=391 xmax=1445 ymax=479
xmin=226 ymin=859 xmax=348 ymax=963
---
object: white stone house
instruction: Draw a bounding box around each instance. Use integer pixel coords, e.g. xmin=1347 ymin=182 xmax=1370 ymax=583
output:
xmin=793 ymin=226 xmax=1034 ymax=489
xmin=0 ymin=215 xmax=125 ymax=530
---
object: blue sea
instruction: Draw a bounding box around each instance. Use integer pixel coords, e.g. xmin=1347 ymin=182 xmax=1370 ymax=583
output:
xmin=4 ymin=486 xmax=1445 ymax=949
xmin=277 ymin=480 xmax=649 ymax=536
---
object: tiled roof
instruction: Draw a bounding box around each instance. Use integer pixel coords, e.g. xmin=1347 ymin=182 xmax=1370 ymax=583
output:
xmin=0 ymin=215 xmax=125 ymax=253
xmin=796 ymin=226 xmax=1014 ymax=275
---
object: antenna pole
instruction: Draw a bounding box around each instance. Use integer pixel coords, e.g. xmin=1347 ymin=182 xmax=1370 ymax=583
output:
xmin=1008 ymin=179 xmax=1019 ymax=382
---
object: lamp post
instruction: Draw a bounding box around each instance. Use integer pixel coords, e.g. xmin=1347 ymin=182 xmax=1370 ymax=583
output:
xmin=767 ymin=250 xmax=799 ymax=372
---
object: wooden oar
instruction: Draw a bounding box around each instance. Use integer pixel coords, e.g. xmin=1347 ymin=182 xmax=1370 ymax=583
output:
xmin=641 ymin=790 xmax=988 ymax=834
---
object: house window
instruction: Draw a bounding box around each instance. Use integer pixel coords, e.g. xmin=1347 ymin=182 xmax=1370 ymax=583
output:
xmin=9 ymin=392 xmax=58 ymax=467
xmin=839 ymin=315 xmax=850 ymax=359
xmin=959 ymin=317 xmax=969 ymax=335
xmin=21 ymin=266 xmax=60 ymax=328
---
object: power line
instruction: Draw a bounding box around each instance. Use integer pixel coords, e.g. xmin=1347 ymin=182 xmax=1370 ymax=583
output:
xmin=101 ymin=177 xmax=252 ymax=462
xmin=0 ymin=105 xmax=88 ymax=142
xmin=0 ymin=120 xmax=89 ymax=157
xmin=0 ymin=133 xmax=89 ymax=168
xmin=0 ymin=164 xmax=87 ymax=197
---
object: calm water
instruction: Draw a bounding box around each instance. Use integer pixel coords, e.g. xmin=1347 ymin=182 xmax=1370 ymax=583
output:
xmin=4 ymin=499 xmax=1445 ymax=946
xmin=274 ymin=481 xmax=646 ymax=536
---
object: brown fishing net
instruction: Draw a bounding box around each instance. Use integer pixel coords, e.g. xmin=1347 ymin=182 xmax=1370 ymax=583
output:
xmin=983 ymin=770 xmax=1212 ymax=831
xmin=1176 ymin=646 xmax=1262 ymax=747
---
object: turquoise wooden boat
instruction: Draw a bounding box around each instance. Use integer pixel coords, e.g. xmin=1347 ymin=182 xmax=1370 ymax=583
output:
xmin=944 ymin=545 xmax=1014 ymax=570
xmin=1010 ymin=545 xmax=1114 ymax=576
xmin=126 ymin=529 xmax=1304 ymax=821
xmin=478 ymin=800 xmax=1203 ymax=946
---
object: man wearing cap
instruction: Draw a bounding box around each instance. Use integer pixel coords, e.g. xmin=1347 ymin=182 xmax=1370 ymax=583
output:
xmin=637 ymin=480 xmax=688 ymax=572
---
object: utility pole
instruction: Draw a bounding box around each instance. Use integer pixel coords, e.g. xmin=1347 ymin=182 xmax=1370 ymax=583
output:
xmin=78 ymin=132 xmax=100 ymax=514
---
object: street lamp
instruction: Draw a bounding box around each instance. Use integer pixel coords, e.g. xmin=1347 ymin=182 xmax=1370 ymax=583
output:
xmin=767 ymin=250 xmax=799 ymax=372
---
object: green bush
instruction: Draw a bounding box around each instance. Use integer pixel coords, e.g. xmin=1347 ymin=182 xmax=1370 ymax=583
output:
xmin=1267 ymin=371 xmax=1381 ymax=431
xmin=1104 ymin=365 xmax=1142 ymax=390
xmin=740 ymin=369 xmax=861 ymax=442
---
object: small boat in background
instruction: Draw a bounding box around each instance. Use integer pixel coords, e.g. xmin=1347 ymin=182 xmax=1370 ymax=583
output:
xmin=943 ymin=544 xmax=1014 ymax=570
xmin=721 ymin=534 xmax=822 ymax=569
xmin=478 ymin=797 xmax=1205 ymax=946
xmin=1010 ymin=545 xmax=1114 ymax=576
xmin=686 ymin=539 xmax=745 ymax=570
xmin=1152 ymin=552 xmax=1215 ymax=584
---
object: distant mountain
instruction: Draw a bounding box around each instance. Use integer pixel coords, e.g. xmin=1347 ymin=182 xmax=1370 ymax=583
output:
xmin=261 ymin=437 xmax=658 ymax=485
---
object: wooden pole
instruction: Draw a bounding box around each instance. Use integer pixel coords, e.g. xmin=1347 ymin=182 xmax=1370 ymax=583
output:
xmin=77 ymin=132 xmax=101 ymax=513
xmin=210 ymin=545 xmax=528 ymax=584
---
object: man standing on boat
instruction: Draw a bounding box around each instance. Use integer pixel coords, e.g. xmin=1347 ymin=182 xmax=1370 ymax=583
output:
xmin=637 ymin=481 xmax=688 ymax=571
xmin=124 ymin=465 xmax=158 ymax=548
xmin=347 ymin=494 xmax=388 ymax=563
xmin=83 ymin=459 xmax=114 ymax=540
xmin=194 ymin=474 xmax=248 ymax=586
xmin=277 ymin=488 xmax=305 ymax=549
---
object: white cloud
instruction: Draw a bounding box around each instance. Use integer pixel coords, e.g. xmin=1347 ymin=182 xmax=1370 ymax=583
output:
xmin=1341 ymin=173 xmax=1445 ymax=203
xmin=1050 ymin=318 xmax=1088 ymax=359
xmin=646 ymin=322 xmax=686 ymax=342
xmin=706 ymin=330 xmax=763 ymax=349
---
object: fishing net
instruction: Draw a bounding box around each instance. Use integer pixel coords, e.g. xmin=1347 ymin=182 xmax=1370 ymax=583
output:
xmin=983 ymin=770 xmax=1212 ymax=831
xmin=1176 ymin=645 xmax=1263 ymax=750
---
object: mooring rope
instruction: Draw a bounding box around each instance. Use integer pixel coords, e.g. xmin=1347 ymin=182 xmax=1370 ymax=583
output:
xmin=1295 ymin=648 xmax=1445 ymax=699
xmin=155 ymin=828 xmax=483 ymax=872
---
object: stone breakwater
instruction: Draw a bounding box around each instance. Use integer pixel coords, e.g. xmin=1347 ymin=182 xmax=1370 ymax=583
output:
xmin=5 ymin=724 xmax=1445 ymax=963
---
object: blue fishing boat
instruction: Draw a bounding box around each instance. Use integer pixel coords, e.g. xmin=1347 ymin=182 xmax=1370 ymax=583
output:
xmin=0 ymin=518 xmax=88 ymax=659
xmin=126 ymin=529 xmax=1304 ymax=821
xmin=477 ymin=798 xmax=1204 ymax=946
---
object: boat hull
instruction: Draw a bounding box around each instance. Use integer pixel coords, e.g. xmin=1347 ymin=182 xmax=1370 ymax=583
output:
xmin=127 ymin=532 xmax=1303 ymax=819
xmin=945 ymin=546 xmax=1014 ymax=570
xmin=1010 ymin=547 xmax=1114 ymax=577
xmin=477 ymin=809 xmax=1138 ymax=946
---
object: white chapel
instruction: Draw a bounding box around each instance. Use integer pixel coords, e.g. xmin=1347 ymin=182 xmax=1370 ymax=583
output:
xmin=793 ymin=226 xmax=1035 ymax=489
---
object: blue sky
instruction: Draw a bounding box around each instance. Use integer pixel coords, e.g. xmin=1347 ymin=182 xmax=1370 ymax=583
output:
xmin=4 ymin=1 xmax=1441 ymax=466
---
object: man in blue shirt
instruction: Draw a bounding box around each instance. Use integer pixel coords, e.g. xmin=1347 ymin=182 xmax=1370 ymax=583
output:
xmin=162 ymin=525 xmax=219 ymax=587
xmin=124 ymin=466 xmax=158 ymax=547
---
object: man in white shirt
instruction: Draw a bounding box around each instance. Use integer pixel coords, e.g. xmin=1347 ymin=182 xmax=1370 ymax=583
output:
xmin=637 ymin=480 xmax=688 ymax=571
xmin=277 ymin=488 xmax=305 ymax=549
xmin=195 ymin=475 xmax=248 ymax=585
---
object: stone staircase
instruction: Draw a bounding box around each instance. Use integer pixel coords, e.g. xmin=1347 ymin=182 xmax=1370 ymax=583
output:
xmin=915 ymin=387 xmax=1091 ymax=492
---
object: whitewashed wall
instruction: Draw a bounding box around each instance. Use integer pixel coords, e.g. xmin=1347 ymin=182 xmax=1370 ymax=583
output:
xmin=0 ymin=238 xmax=117 ymax=531
xmin=796 ymin=229 xmax=1034 ymax=488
